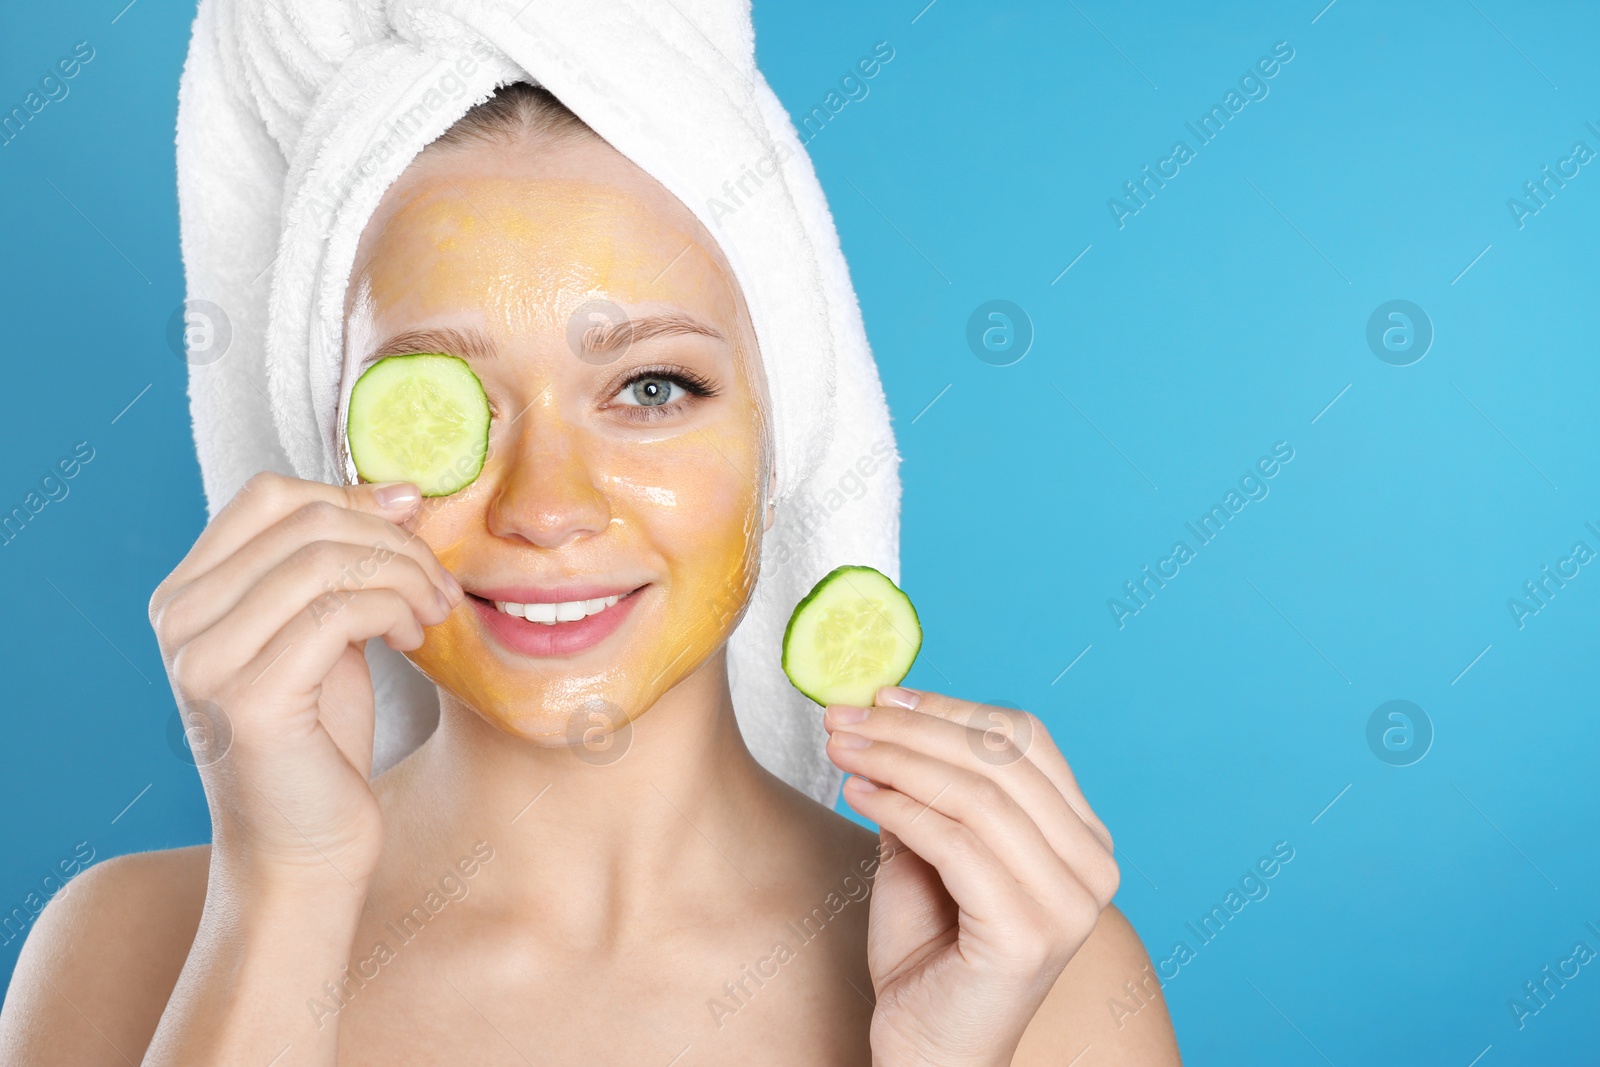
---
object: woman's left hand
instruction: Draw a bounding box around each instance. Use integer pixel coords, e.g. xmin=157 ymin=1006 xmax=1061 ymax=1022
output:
xmin=824 ymin=687 xmax=1120 ymax=1067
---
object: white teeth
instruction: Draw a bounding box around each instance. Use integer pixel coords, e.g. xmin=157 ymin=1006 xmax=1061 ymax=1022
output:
xmin=493 ymin=594 xmax=625 ymax=625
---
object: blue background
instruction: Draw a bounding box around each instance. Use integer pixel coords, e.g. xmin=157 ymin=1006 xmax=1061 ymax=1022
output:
xmin=2 ymin=1 xmax=1596 ymax=1063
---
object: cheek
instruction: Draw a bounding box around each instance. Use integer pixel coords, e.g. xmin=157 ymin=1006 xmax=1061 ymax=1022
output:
xmin=597 ymin=404 xmax=767 ymax=690
xmin=609 ymin=420 xmax=762 ymax=583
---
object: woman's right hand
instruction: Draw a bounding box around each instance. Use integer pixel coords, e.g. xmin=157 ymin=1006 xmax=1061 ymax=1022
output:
xmin=148 ymin=472 xmax=462 ymax=894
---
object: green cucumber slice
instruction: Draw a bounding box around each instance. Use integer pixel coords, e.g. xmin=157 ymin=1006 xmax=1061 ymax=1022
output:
xmin=782 ymin=565 xmax=921 ymax=707
xmin=347 ymin=353 xmax=490 ymax=497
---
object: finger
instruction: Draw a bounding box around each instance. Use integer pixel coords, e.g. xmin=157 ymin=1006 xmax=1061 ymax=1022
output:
xmin=157 ymin=502 xmax=459 ymax=644
xmin=160 ymin=472 xmax=423 ymax=593
xmin=183 ymin=543 xmax=451 ymax=680
xmin=315 ymin=646 xmax=381 ymax=780
xmin=873 ymin=687 xmax=1114 ymax=853
xmin=222 ymin=541 xmax=448 ymax=662
xmin=237 ymin=588 xmax=429 ymax=709
xmin=827 ymin=730 xmax=1097 ymax=908
xmin=840 ymin=776 xmax=1040 ymax=929
xmin=826 ymin=699 xmax=1115 ymax=876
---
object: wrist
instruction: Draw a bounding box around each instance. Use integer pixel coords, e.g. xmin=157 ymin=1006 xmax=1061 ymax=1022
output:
xmin=209 ymin=837 xmax=376 ymax=901
xmin=206 ymin=797 xmax=385 ymax=891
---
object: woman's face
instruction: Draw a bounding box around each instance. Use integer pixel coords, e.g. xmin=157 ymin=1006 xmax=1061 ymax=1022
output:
xmin=343 ymin=129 xmax=771 ymax=743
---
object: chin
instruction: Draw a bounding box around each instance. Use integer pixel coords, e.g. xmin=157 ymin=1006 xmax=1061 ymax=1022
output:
xmin=399 ymin=608 xmax=716 ymax=756
xmin=475 ymin=683 xmax=643 ymax=749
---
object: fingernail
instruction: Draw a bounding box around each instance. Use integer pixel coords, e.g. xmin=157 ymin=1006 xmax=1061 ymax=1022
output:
xmin=846 ymin=775 xmax=878 ymax=792
xmin=443 ymin=572 xmax=464 ymax=600
xmin=828 ymin=704 xmax=869 ymax=725
xmin=832 ymin=731 xmax=872 ymax=749
xmin=374 ymin=482 xmax=421 ymax=510
xmin=877 ymin=686 xmax=920 ymax=710
xmin=435 ymin=588 xmax=453 ymax=616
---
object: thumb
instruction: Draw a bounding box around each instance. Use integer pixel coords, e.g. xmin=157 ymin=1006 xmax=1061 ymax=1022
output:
xmin=878 ymin=827 xmax=910 ymax=866
xmin=318 ymin=645 xmax=380 ymax=781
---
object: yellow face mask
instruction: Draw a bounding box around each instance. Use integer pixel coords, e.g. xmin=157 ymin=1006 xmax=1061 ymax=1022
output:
xmin=344 ymin=143 xmax=771 ymax=745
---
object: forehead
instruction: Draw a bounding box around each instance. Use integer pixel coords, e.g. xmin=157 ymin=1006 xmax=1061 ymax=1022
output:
xmin=350 ymin=137 xmax=738 ymax=334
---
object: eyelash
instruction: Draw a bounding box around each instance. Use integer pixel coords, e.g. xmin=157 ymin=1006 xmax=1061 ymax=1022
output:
xmin=608 ymin=365 xmax=719 ymax=415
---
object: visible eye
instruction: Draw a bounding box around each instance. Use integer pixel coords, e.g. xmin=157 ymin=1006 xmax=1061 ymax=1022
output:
xmin=617 ymin=376 xmax=684 ymax=408
xmin=606 ymin=366 xmax=718 ymax=416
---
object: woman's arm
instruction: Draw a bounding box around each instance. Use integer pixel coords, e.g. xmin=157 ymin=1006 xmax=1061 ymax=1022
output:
xmin=0 ymin=848 xmax=369 ymax=1067
xmin=144 ymin=861 xmax=369 ymax=1065
xmin=0 ymin=473 xmax=459 ymax=1066
xmin=138 ymin=474 xmax=455 ymax=1063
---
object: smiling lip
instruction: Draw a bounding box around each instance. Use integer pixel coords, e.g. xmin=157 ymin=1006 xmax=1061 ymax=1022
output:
xmin=474 ymin=582 xmax=642 ymax=606
xmin=467 ymin=584 xmax=645 ymax=658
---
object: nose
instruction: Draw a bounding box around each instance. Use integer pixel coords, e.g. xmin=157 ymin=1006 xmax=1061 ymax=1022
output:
xmin=487 ymin=416 xmax=612 ymax=549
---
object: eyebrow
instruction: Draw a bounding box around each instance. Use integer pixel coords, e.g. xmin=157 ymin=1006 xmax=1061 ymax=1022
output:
xmin=363 ymin=313 xmax=726 ymax=366
xmin=366 ymin=326 xmax=497 ymax=366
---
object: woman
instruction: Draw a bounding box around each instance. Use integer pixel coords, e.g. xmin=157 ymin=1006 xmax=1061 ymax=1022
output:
xmin=1 ymin=68 xmax=1178 ymax=1067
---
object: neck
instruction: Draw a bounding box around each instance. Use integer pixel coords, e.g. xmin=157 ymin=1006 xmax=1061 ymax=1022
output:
xmin=383 ymin=650 xmax=784 ymax=947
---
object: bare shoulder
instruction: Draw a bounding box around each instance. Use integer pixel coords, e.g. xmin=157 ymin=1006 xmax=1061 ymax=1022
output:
xmin=1012 ymin=904 xmax=1182 ymax=1066
xmin=0 ymin=844 xmax=210 ymax=1067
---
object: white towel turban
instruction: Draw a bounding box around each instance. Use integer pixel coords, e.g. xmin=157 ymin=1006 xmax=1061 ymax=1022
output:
xmin=175 ymin=0 xmax=900 ymax=805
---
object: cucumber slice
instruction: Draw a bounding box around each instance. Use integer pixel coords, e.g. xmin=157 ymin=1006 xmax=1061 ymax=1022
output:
xmin=347 ymin=354 xmax=490 ymax=497
xmin=782 ymin=565 xmax=921 ymax=707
